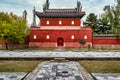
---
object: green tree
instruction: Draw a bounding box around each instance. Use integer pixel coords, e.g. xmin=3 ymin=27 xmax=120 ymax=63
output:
xmin=101 ymin=0 xmax=120 ymax=34
xmin=79 ymin=39 xmax=86 ymax=45
xmin=97 ymin=18 xmax=111 ymax=34
xmin=0 ymin=12 xmax=29 ymax=49
xmin=83 ymin=13 xmax=98 ymax=34
xmin=115 ymin=0 xmax=120 ymax=33
xmin=102 ymin=5 xmax=116 ymax=34
xmin=118 ymin=27 xmax=120 ymax=38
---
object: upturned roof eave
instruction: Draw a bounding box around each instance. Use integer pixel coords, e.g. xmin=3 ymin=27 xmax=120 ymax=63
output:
xmin=35 ymin=11 xmax=85 ymax=19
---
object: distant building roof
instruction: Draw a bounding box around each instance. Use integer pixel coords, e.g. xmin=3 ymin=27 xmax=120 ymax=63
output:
xmin=35 ymin=9 xmax=85 ymax=18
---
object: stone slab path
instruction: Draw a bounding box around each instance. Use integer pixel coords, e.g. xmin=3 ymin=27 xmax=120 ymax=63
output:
xmin=25 ymin=61 xmax=93 ymax=80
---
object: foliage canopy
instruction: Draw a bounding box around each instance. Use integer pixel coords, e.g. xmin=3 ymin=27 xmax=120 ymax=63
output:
xmin=0 ymin=12 xmax=29 ymax=49
xmin=84 ymin=0 xmax=120 ymax=35
xmin=79 ymin=39 xmax=86 ymax=45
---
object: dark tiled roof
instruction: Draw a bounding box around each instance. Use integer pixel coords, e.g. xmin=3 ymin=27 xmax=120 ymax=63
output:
xmin=35 ymin=9 xmax=85 ymax=18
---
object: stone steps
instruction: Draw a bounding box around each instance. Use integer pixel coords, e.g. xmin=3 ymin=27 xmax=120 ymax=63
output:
xmin=54 ymin=47 xmax=65 ymax=52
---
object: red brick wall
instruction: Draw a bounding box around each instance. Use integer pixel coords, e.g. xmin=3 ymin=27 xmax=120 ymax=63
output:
xmin=40 ymin=18 xmax=81 ymax=26
xmin=29 ymin=42 xmax=92 ymax=48
xmin=93 ymin=37 xmax=120 ymax=46
xmin=29 ymin=42 xmax=56 ymax=48
xmin=29 ymin=28 xmax=92 ymax=47
xmin=29 ymin=30 xmax=92 ymax=42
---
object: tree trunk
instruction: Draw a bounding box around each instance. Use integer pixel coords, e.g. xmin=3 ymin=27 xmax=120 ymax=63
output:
xmin=5 ymin=43 xmax=8 ymax=50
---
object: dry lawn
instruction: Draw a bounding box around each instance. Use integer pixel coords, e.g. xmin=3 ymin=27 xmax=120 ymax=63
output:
xmin=79 ymin=61 xmax=120 ymax=73
xmin=0 ymin=61 xmax=40 ymax=72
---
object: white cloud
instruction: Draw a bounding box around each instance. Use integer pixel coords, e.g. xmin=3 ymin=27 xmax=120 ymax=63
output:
xmin=0 ymin=0 xmax=116 ymax=25
xmin=81 ymin=0 xmax=115 ymax=21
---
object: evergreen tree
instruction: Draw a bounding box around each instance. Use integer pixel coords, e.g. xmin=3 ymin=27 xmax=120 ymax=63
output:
xmin=83 ymin=13 xmax=98 ymax=34
xmin=97 ymin=18 xmax=111 ymax=34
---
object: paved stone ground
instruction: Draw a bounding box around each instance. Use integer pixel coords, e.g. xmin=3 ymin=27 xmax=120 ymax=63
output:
xmin=76 ymin=62 xmax=93 ymax=80
xmin=92 ymin=73 xmax=120 ymax=80
xmin=54 ymin=47 xmax=65 ymax=52
xmin=0 ymin=51 xmax=120 ymax=58
xmin=25 ymin=61 xmax=93 ymax=80
xmin=0 ymin=72 xmax=27 ymax=80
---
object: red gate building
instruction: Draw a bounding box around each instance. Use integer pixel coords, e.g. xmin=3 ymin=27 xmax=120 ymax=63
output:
xmin=29 ymin=0 xmax=92 ymax=47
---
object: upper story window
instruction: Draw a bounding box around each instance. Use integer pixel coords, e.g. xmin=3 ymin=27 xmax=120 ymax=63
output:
xmin=33 ymin=35 xmax=37 ymax=39
xmin=71 ymin=21 xmax=74 ymax=25
xmin=59 ymin=21 xmax=62 ymax=25
xmin=46 ymin=35 xmax=50 ymax=39
xmin=84 ymin=35 xmax=87 ymax=39
xmin=46 ymin=21 xmax=49 ymax=25
xmin=71 ymin=35 xmax=75 ymax=39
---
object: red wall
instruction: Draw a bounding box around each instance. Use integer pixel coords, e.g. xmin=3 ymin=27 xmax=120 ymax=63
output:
xmin=29 ymin=28 xmax=120 ymax=47
xmin=29 ymin=28 xmax=92 ymax=47
xmin=29 ymin=29 xmax=92 ymax=43
xmin=40 ymin=18 xmax=81 ymax=26
xmin=93 ymin=37 xmax=120 ymax=45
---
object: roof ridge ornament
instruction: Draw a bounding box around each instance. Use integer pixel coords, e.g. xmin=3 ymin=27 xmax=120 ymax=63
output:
xmin=23 ymin=10 xmax=27 ymax=20
xmin=43 ymin=0 xmax=50 ymax=11
xmin=77 ymin=0 xmax=82 ymax=13
xmin=32 ymin=6 xmax=36 ymax=26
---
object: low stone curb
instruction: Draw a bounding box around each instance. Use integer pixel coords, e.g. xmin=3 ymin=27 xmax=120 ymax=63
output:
xmin=76 ymin=62 xmax=94 ymax=80
xmin=24 ymin=62 xmax=45 ymax=80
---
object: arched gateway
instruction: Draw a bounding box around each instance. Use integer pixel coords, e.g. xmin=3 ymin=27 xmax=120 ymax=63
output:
xmin=57 ymin=38 xmax=64 ymax=47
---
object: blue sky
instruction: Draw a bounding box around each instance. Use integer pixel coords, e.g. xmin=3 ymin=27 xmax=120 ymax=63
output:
xmin=0 ymin=0 xmax=115 ymax=25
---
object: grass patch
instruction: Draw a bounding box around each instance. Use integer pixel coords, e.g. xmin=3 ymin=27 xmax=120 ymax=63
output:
xmin=28 ymin=47 xmax=55 ymax=51
xmin=65 ymin=48 xmax=89 ymax=51
xmin=0 ymin=61 xmax=40 ymax=72
xmin=0 ymin=47 xmax=55 ymax=51
xmin=66 ymin=47 xmax=120 ymax=51
xmin=79 ymin=61 xmax=120 ymax=73
xmin=1 ymin=46 xmax=120 ymax=51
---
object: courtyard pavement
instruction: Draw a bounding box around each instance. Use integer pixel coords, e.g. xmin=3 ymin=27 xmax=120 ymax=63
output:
xmin=0 ymin=72 xmax=27 ymax=80
xmin=92 ymin=73 xmax=120 ymax=80
xmin=0 ymin=51 xmax=120 ymax=80
xmin=0 ymin=50 xmax=120 ymax=58
xmin=25 ymin=61 xmax=93 ymax=80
